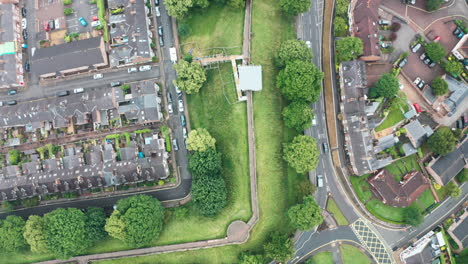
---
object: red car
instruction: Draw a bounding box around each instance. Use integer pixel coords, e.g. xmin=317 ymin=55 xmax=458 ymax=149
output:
xmin=92 ymin=16 xmax=99 ymax=21
xmin=413 ymin=103 xmax=422 ymax=113
xmin=434 ymin=36 xmax=441 ymax=42
xmin=44 ymin=21 xmax=50 ymax=31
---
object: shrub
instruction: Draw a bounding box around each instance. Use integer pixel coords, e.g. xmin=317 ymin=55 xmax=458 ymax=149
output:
xmin=64 ymin=8 xmax=74 ymax=16
xmin=62 ymin=0 xmax=73 ymax=5
xmin=158 ymin=180 xmax=165 ymax=186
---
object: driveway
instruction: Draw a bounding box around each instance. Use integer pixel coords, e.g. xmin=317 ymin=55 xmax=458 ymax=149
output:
xmin=403 ymin=48 xmax=444 ymax=84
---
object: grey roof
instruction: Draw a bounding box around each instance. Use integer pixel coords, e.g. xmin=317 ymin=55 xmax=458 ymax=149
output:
xmin=452 ymin=216 xmax=468 ymax=248
xmin=444 ymin=76 xmax=468 ymax=116
xmin=404 ymin=109 xmax=417 ymax=120
xmin=431 ymin=140 xmax=468 ymax=185
xmin=238 ymin=65 xmax=263 ymax=91
xmin=423 ymin=86 xmax=437 ymax=104
xmin=405 ymin=246 xmax=435 ymax=264
xmin=364 ymin=102 xmax=380 ymax=115
xmin=120 ymin=147 xmax=137 ymax=161
xmin=405 ymin=120 xmax=430 ymax=148
xmin=0 ymin=4 xmax=24 ymax=88
xmin=402 ymin=143 xmax=418 ymax=156
xmin=31 ymin=37 xmax=106 ymax=76
xmin=375 ymin=134 xmax=397 ymax=153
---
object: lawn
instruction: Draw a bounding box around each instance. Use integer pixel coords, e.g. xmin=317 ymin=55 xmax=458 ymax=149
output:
xmin=307 ymin=251 xmax=334 ymax=264
xmin=416 ymin=189 xmax=435 ymax=211
xmin=365 ymin=199 xmax=405 ymax=224
xmin=384 ymin=155 xmax=420 ymax=182
xmin=326 ymin=198 xmax=349 ymax=225
xmin=374 ymin=98 xmax=409 ymax=132
xmin=340 ymin=244 xmax=372 ymax=264
xmin=179 ymin=4 xmax=245 ymax=56
xmin=350 ymin=174 xmax=373 ymax=202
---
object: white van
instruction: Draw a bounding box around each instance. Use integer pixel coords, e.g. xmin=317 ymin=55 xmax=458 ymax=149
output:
xmin=317 ymin=175 xmax=324 ymax=187
xmin=73 ymin=87 xmax=84 ymax=94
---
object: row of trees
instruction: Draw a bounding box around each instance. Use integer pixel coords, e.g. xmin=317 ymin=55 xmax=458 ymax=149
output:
xmin=0 ymin=195 xmax=165 ymax=259
xmin=166 ymin=0 xmax=245 ymax=18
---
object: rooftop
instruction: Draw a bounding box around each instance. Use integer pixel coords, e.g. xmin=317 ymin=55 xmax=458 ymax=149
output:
xmin=238 ymin=65 xmax=263 ymax=91
xmin=351 ymin=0 xmax=381 ymax=61
xmin=429 ymin=138 xmax=468 ymax=185
xmin=404 ymin=120 xmax=433 ymax=148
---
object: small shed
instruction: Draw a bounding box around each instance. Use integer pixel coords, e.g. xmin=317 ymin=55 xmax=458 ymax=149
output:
xmin=238 ymin=65 xmax=262 ymax=92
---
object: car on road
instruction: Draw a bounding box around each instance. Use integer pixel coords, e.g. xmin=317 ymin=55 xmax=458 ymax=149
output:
xmin=110 ymin=81 xmax=122 ymax=87
xmin=159 ymin=37 xmax=164 ymax=47
xmin=417 ymin=79 xmax=425 ymax=89
xmin=180 ymin=115 xmax=186 ymax=126
xmin=398 ymin=58 xmax=408 ymax=68
xmin=175 ymin=85 xmax=182 ymax=96
xmin=305 ymin=40 xmax=311 ymax=49
xmin=0 ymin=101 xmax=3 ymax=107
xmin=178 ymin=99 xmax=184 ymax=112
xmin=155 ymin=6 xmax=161 ymax=17
xmin=139 ymin=65 xmax=151 ymax=72
xmin=317 ymin=175 xmax=324 ymax=188
xmin=8 ymin=90 xmax=17 ymax=95
xmin=93 ymin=73 xmax=103 ymax=80
xmin=413 ymin=103 xmax=422 ymax=113
xmin=78 ymin=17 xmax=88 ymax=27
xmin=24 ymin=61 xmax=30 ymax=72
xmin=312 ymin=116 xmax=316 ymax=126
xmin=172 ymin=139 xmax=179 ymax=151
xmin=154 ymin=0 xmax=159 ymax=5
xmin=73 ymin=88 xmax=84 ymax=94
xmin=183 ymin=127 xmax=187 ymax=139
xmin=56 ymin=91 xmax=70 ymax=97
xmin=21 ymin=7 xmax=26 ymax=17
xmin=158 ymin=26 xmax=163 ymax=36
xmin=21 ymin=18 xmax=27 ymax=29
xmin=167 ymin=103 xmax=173 ymax=114
xmin=413 ymin=77 xmax=421 ymax=86
xmin=22 ymin=30 xmax=27 ymax=41
xmin=411 ymin=43 xmax=422 ymax=53
xmin=323 ymin=142 xmax=329 ymax=153
xmin=167 ymin=92 xmax=173 ymax=104
xmin=6 ymin=100 xmax=17 ymax=106
xmin=128 ymin=67 xmax=138 ymax=73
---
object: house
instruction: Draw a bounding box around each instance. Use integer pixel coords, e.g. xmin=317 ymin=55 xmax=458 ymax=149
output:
xmin=339 ymin=60 xmax=392 ymax=176
xmin=447 ymin=210 xmax=468 ymax=249
xmin=0 ymin=0 xmax=25 ymax=89
xmin=451 ymin=34 xmax=468 ymax=62
xmin=443 ymin=75 xmax=468 ymax=117
xmin=404 ymin=120 xmax=434 ymax=148
xmin=368 ymin=169 xmax=430 ymax=207
xmin=350 ymin=0 xmax=381 ymax=61
xmin=31 ymin=37 xmax=108 ymax=78
xmin=426 ymin=137 xmax=468 ymax=185
xmin=400 ymin=231 xmax=445 ymax=264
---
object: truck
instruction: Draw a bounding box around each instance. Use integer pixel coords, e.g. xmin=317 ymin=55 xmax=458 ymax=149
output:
xmin=170 ymin=47 xmax=177 ymax=63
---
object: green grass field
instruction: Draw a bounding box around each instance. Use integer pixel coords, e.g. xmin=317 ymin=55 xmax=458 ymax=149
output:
xmin=307 ymin=251 xmax=334 ymax=264
xmin=340 ymin=245 xmax=372 ymax=264
xmin=416 ymin=189 xmax=435 ymax=211
xmin=327 ymin=198 xmax=349 ymax=225
xmin=365 ymin=199 xmax=405 ymax=224
xmin=350 ymin=174 xmax=372 ymax=202
xmin=385 ymin=155 xmax=420 ymax=182
xmin=374 ymin=98 xmax=409 ymax=132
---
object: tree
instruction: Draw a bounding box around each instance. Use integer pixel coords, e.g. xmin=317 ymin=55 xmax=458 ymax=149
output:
xmin=173 ymin=60 xmax=206 ymax=94
xmin=1 ymin=201 xmax=14 ymax=212
xmin=64 ymin=8 xmax=74 ymax=16
xmin=427 ymin=0 xmax=443 ymax=11
xmin=62 ymin=0 xmax=73 ymax=4
xmin=277 ymin=60 xmax=324 ymax=102
xmin=373 ymin=73 xmax=399 ymax=98
xmin=189 ymin=148 xmax=222 ymax=176
xmin=105 ymin=195 xmax=165 ymax=248
xmin=0 ymin=215 xmax=27 ymax=252
xmin=279 ymin=0 xmax=311 ymax=16
xmin=335 ymin=0 xmax=349 ymax=16
xmin=178 ymin=23 xmax=191 ymax=38
xmin=428 ymin=126 xmax=457 ymax=156
xmin=238 ymin=252 xmax=265 ymax=264
xmin=334 ymin=16 xmax=348 ymax=37
xmin=8 ymin=149 xmax=20 ymax=165
xmin=282 ymin=101 xmax=314 ymax=131
xmin=192 ymin=174 xmax=227 ymax=216
xmin=443 ymin=60 xmax=464 ymax=76
xmin=44 ymin=208 xmax=91 ymax=259
xmin=228 ymin=0 xmax=245 ymax=8
xmin=264 ymin=232 xmax=294 ymax=263
xmin=456 ymin=169 xmax=468 ymax=183
xmin=287 ymin=195 xmax=323 ymax=230
xmin=85 ymin=207 xmax=107 ymax=243
xmin=335 ymin=37 xmax=363 ymax=63
xmin=297 ymin=179 xmax=317 ymax=199
xmin=275 ymin=40 xmax=313 ymax=68
xmin=165 ymin=0 xmax=193 ymax=18
xmin=24 ymin=215 xmax=49 ymax=253
xmin=431 ymin=77 xmax=448 ymax=96
xmin=425 ymin=42 xmax=446 ymax=63
xmin=186 ymin=128 xmax=216 ymax=152
xmin=446 ymin=182 xmax=462 ymax=198
xmin=283 ymin=135 xmax=319 ymax=174
xmin=403 ymin=205 xmax=422 ymax=226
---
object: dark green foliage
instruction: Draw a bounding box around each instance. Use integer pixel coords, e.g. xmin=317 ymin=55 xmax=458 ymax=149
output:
xmin=275 ymin=40 xmax=313 ymax=68
xmin=264 ymin=232 xmax=294 ymax=263
xmin=425 ymin=42 xmax=446 ymax=62
xmin=335 ymin=37 xmax=363 ymax=63
xmin=282 ymin=101 xmax=315 ymax=131
xmin=283 ymin=135 xmax=320 ymax=174
xmin=431 ymin=76 xmax=448 ymax=96
xmin=277 ymin=60 xmax=324 ymax=102
xmin=238 ymin=252 xmax=265 ymax=264
xmin=0 ymin=215 xmax=27 ymax=252
xmin=456 ymin=169 xmax=468 ymax=183
xmin=189 ymin=148 xmax=223 ymax=176
xmin=279 ymin=0 xmax=311 ymax=16
xmin=334 ymin=16 xmax=349 ymax=37
xmin=178 ymin=23 xmax=191 ymax=38
xmin=335 ymin=0 xmax=349 ymax=16
xmin=287 ymin=195 xmax=323 ymax=230
xmin=428 ymin=126 xmax=458 ymax=156
xmin=373 ymin=73 xmax=399 ymax=98
xmin=427 ymin=0 xmax=443 ymax=11
xmin=192 ymin=174 xmax=227 ymax=216
xmin=446 ymin=182 xmax=461 ymax=198
xmin=403 ymin=205 xmax=422 ymax=226
xmin=85 ymin=207 xmax=107 ymax=242
xmin=8 ymin=149 xmax=20 ymax=165
xmin=443 ymin=60 xmax=464 ymax=76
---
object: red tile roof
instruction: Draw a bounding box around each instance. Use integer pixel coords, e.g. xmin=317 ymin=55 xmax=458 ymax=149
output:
xmin=352 ymin=0 xmax=381 ymax=61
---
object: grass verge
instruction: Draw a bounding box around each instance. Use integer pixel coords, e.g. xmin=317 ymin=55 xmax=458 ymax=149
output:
xmin=416 ymin=189 xmax=435 ymax=210
xmin=96 ymin=0 xmax=108 ymax=42
xmin=326 ymin=198 xmax=349 ymax=225
xmin=340 ymin=244 xmax=372 ymax=264
xmin=350 ymin=174 xmax=372 ymax=202
xmin=307 ymin=251 xmax=334 ymax=264
xmin=385 ymin=155 xmax=420 ymax=182
xmin=365 ymin=199 xmax=405 ymax=224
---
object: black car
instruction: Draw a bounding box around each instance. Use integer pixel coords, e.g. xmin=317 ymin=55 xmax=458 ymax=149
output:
xmin=110 ymin=81 xmax=122 ymax=87
xmin=6 ymin=100 xmax=17 ymax=106
xmin=7 ymin=90 xmax=17 ymax=95
xmin=21 ymin=7 xmax=26 ymax=17
xmin=24 ymin=61 xmax=30 ymax=72
xmin=49 ymin=20 xmax=55 ymax=30
xmin=423 ymin=58 xmax=431 ymax=65
xmin=22 ymin=30 xmax=28 ymax=41
xmin=398 ymin=58 xmax=408 ymax=68
xmin=56 ymin=91 xmax=70 ymax=97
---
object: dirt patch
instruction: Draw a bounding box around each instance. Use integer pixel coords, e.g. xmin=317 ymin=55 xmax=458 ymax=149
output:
xmin=50 ymin=29 xmax=67 ymax=45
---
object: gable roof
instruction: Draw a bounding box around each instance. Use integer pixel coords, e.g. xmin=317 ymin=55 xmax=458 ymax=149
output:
xmin=430 ymin=139 xmax=468 ymax=185
xmin=404 ymin=120 xmax=432 ymax=148
xmin=352 ymin=0 xmax=381 ymax=61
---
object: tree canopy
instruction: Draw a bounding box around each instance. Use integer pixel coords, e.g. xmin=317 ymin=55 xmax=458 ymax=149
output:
xmin=334 ymin=16 xmax=349 ymax=37
xmin=165 ymin=0 xmax=193 ymax=18
xmin=431 ymin=77 xmax=448 ymax=96
xmin=403 ymin=205 xmax=423 ymax=226
xmin=189 ymin=148 xmax=222 ymax=176
xmin=264 ymin=232 xmax=294 ymax=263
xmin=44 ymin=208 xmax=91 ymax=259
xmin=192 ymin=174 xmax=227 ymax=216
xmin=85 ymin=207 xmax=107 ymax=242
xmin=283 ymin=135 xmax=319 ymax=174
xmin=446 ymin=182 xmax=462 ymax=198
xmin=105 ymin=195 xmax=165 ymax=248
xmin=427 ymin=0 xmax=443 ymax=11
xmin=335 ymin=0 xmax=349 ymax=16
xmin=428 ymin=126 xmax=458 ymax=156
xmin=335 ymin=37 xmax=363 ymax=63
xmin=279 ymin=0 xmax=311 ymax=16
xmin=238 ymin=252 xmax=265 ymax=264
xmin=287 ymin=195 xmax=323 ymax=230
xmin=0 ymin=215 xmax=27 ymax=252
xmin=443 ymin=60 xmax=464 ymax=76
xmin=24 ymin=215 xmax=49 ymax=253
xmin=173 ymin=60 xmax=207 ymax=94
xmin=425 ymin=42 xmax=446 ymax=62
xmin=8 ymin=149 xmax=20 ymax=165
xmin=277 ymin=60 xmax=324 ymax=102
xmin=456 ymin=169 xmax=467 ymax=183
xmin=373 ymin=73 xmax=400 ymax=98
xmin=282 ymin=101 xmax=315 ymax=131
xmin=275 ymin=39 xmax=313 ymax=68
xmin=186 ymin=128 xmax=216 ymax=152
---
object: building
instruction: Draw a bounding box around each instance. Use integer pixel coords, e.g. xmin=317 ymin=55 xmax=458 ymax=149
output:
xmin=350 ymin=0 xmax=381 ymax=61
xmin=451 ymin=34 xmax=468 ymax=63
xmin=368 ymin=169 xmax=430 ymax=207
xmin=426 ymin=137 xmax=468 ymax=185
xmin=400 ymin=231 xmax=445 ymax=264
xmin=0 ymin=0 xmax=25 ymax=89
xmin=404 ymin=119 xmax=434 ymax=148
xmin=443 ymin=75 xmax=468 ymax=117
xmin=447 ymin=210 xmax=468 ymax=249
xmin=108 ymin=0 xmax=153 ymax=67
xmin=31 ymin=37 xmax=108 ymax=78
xmin=238 ymin=65 xmax=263 ymax=91
xmin=339 ymin=60 xmax=391 ymax=176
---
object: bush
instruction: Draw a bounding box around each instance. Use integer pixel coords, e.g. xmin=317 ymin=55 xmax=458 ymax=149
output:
xmin=8 ymin=149 xmax=20 ymax=165
xmin=62 ymin=0 xmax=73 ymax=5
xmin=178 ymin=23 xmax=191 ymax=38
xmin=64 ymin=8 xmax=74 ymax=16
xmin=158 ymin=180 xmax=165 ymax=186
xmin=151 ymin=56 xmax=158 ymax=63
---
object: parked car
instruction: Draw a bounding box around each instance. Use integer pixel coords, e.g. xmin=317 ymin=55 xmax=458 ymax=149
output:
xmin=433 ymin=36 xmax=441 ymax=42
xmin=305 ymin=40 xmax=311 ymax=49
xmin=56 ymin=91 xmax=70 ymax=97
xmin=73 ymin=88 xmax=84 ymax=94
xmin=180 ymin=115 xmax=186 ymax=126
xmin=21 ymin=7 xmax=26 ymax=17
xmin=78 ymin=17 xmax=88 ymax=27
xmin=453 ymin=27 xmax=462 ymax=35
xmin=408 ymin=0 xmax=415 ymax=4
xmin=429 ymin=61 xmax=436 ymax=68
xmin=463 ymin=115 xmax=467 ymax=128
xmin=413 ymin=103 xmax=422 ymax=113
xmin=312 ymin=116 xmax=317 ymax=126
xmin=456 ymin=31 xmax=465 ymax=39
xmin=24 ymin=61 xmax=30 ymax=72
xmin=172 ymin=139 xmax=179 ymax=151
xmin=378 ymin=20 xmax=390 ymax=25
xmin=155 ymin=6 xmax=161 ymax=17
xmin=139 ymin=65 xmax=151 ymax=72
xmin=127 ymin=67 xmax=138 ymax=73
xmin=175 ymin=85 xmax=182 ymax=96
xmin=154 ymin=0 xmax=159 ymax=5
xmin=419 ymin=53 xmax=427 ymax=60
xmin=0 ymin=101 xmax=3 ymax=107
xmin=183 ymin=128 xmax=187 ymax=139
xmin=92 ymin=16 xmax=99 ymax=21
xmin=323 ymin=142 xmax=329 ymax=153
xmin=398 ymin=58 xmax=408 ymax=68
xmin=110 ymin=81 xmax=122 ymax=87
xmin=317 ymin=175 xmax=324 ymax=188
xmin=167 ymin=92 xmax=173 ymax=104
xmin=93 ymin=73 xmax=103 ymax=79
xmin=54 ymin=18 xmax=60 ymax=29
xmin=91 ymin=20 xmax=101 ymax=28
xmin=381 ymin=42 xmax=392 ymax=48
xmin=44 ymin=21 xmax=50 ymax=31
xmin=411 ymin=43 xmax=422 ymax=53
xmin=158 ymin=26 xmax=163 ymax=36
xmin=7 ymin=90 xmax=17 ymax=95
xmin=49 ymin=19 xmax=55 ymax=30
xmin=178 ymin=99 xmax=184 ymax=112
xmin=168 ymin=103 xmax=173 ymax=114
xmin=423 ymin=58 xmax=431 ymax=65
xmin=6 ymin=100 xmax=17 ymax=106
xmin=413 ymin=77 xmax=421 ymax=86
xmin=21 ymin=18 xmax=27 ymax=29
xmin=456 ymin=119 xmax=463 ymax=129
xmin=417 ymin=80 xmax=425 ymax=89
xmin=159 ymin=37 xmax=164 ymax=47
xmin=22 ymin=30 xmax=28 ymax=41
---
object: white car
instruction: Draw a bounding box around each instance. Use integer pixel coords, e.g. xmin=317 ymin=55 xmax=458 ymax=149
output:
xmin=128 ymin=67 xmax=138 ymax=73
xmin=178 ymin=99 xmax=184 ymax=112
xmin=317 ymin=175 xmax=324 ymax=187
xmin=312 ymin=116 xmax=317 ymax=126
xmin=91 ymin=20 xmax=101 ymax=28
xmin=93 ymin=73 xmax=103 ymax=80
xmin=305 ymin=40 xmax=311 ymax=49
xmin=73 ymin=87 xmax=84 ymax=94
xmin=413 ymin=77 xmax=421 ymax=86
xmin=21 ymin=18 xmax=27 ymax=29
xmin=139 ymin=65 xmax=151 ymax=72
xmin=167 ymin=103 xmax=173 ymax=114
xmin=183 ymin=127 xmax=187 ymax=139
xmin=155 ymin=6 xmax=161 ymax=17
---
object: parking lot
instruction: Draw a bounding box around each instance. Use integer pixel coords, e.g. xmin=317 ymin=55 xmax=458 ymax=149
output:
xmin=65 ymin=0 xmax=98 ymax=34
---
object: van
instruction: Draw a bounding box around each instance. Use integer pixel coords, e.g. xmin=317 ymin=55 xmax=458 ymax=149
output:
xmin=317 ymin=175 xmax=324 ymax=188
xmin=73 ymin=88 xmax=84 ymax=94
xmin=56 ymin=91 xmax=70 ymax=97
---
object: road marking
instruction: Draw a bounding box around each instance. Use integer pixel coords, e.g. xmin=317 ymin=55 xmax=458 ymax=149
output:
xmin=351 ymin=219 xmax=394 ymax=264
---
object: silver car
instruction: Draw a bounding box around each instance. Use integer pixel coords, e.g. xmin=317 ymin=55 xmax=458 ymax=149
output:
xmin=178 ymin=99 xmax=184 ymax=112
